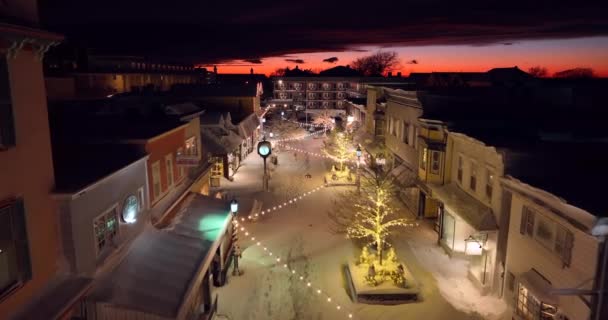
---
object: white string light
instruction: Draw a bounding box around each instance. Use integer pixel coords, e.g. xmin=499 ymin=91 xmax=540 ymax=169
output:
xmin=234 ymin=219 xmax=358 ymax=319
xmin=271 ymin=128 xmax=329 ymax=143
xmin=279 ymin=143 xmax=359 ymax=165
xmin=247 ymin=184 xmax=327 ymax=220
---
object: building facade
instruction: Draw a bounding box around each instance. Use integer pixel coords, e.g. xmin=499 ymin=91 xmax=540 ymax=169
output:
xmin=0 ymin=7 xmax=68 ymax=318
xmin=45 ymin=53 xmax=202 ymax=100
xmin=501 ymin=177 xmax=605 ymax=320
xmin=272 ymin=77 xmax=354 ymax=110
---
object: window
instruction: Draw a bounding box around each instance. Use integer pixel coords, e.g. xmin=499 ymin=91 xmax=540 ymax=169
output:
xmin=414 ymin=127 xmax=419 ymax=149
xmin=152 ymin=161 xmax=161 ymax=199
xmin=185 ymin=136 xmax=198 ymax=156
xmin=507 ymin=272 xmax=515 ymax=292
xmin=323 ymin=92 xmax=330 ymax=99
xmin=211 ymin=157 xmax=223 ymax=187
xmin=392 ymin=118 xmax=398 ymax=136
xmin=520 ymin=206 xmax=536 ymax=236
xmin=137 ymin=187 xmax=145 ymax=212
xmin=430 ymin=150 xmax=440 ymax=174
xmin=308 ymin=93 xmax=315 ymax=100
xmin=516 ymin=283 xmax=557 ymax=320
xmin=323 ymin=83 xmax=330 ymax=90
xmin=402 ymin=122 xmax=409 ymax=144
xmin=308 ymin=83 xmax=316 ymax=90
xmin=93 ymin=207 xmax=118 ymax=255
xmin=166 ymin=154 xmax=174 ymax=187
xmin=521 ymin=206 xmax=574 ymax=267
xmin=177 ymin=147 xmax=185 ymax=178
xmin=457 ymin=156 xmax=463 ymax=183
xmin=486 ymin=169 xmax=494 ymax=199
xmin=338 ymin=82 xmax=344 ymax=89
xmin=420 ymin=147 xmax=428 ymax=169
xmin=0 ymin=199 xmax=31 ymax=298
xmin=469 ymin=161 xmax=477 ymax=191
xmin=1 ymin=57 xmax=16 ymax=149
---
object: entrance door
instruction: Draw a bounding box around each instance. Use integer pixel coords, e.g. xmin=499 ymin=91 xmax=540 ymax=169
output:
xmin=417 ymin=191 xmax=426 ymax=219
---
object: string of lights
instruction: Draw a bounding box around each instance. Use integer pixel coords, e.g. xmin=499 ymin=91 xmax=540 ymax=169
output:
xmin=243 ymin=184 xmax=328 ymax=221
xmin=279 ymin=143 xmax=359 ymax=164
xmin=271 ymin=128 xmax=329 ymax=142
xmin=233 ymin=218 xmax=357 ymax=319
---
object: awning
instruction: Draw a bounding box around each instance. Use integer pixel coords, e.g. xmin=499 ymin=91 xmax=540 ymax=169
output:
xmin=89 ymin=193 xmax=231 ymax=319
xmin=15 ymin=276 xmax=92 ymax=319
xmin=429 ymin=183 xmax=497 ymax=231
xmin=518 ymin=270 xmax=558 ymax=305
xmin=391 ymin=164 xmax=415 ymax=187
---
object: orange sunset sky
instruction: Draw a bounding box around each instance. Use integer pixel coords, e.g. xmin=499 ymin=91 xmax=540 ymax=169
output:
xmin=199 ymin=37 xmax=608 ymax=77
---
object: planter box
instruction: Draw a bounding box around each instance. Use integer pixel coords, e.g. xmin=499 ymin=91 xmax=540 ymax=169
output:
xmin=345 ymin=261 xmax=421 ymax=305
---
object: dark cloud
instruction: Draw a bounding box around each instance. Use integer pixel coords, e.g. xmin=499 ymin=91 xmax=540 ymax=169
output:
xmin=406 ymin=59 xmax=418 ymax=64
xmin=243 ymin=58 xmax=263 ymax=64
xmin=41 ymin=1 xmax=608 ymax=63
xmin=323 ymin=57 xmax=339 ymax=63
xmin=285 ymin=59 xmax=305 ymax=64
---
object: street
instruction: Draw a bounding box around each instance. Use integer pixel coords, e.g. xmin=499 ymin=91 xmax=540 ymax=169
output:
xmin=213 ymin=125 xmax=507 ymax=320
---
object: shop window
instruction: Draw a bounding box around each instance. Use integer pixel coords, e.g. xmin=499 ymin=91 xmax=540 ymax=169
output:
xmin=457 ymin=156 xmax=463 ymax=183
xmin=0 ymin=57 xmax=16 ymax=150
xmin=152 ymin=161 xmax=161 ymax=198
xmin=137 ymin=187 xmax=145 ymax=211
xmin=430 ymin=150 xmax=440 ymax=174
xmin=0 ymin=199 xmax=31 ymax=298
xmin=93 ymin=206 xmax=118 ymax=255
xmin=469 ymin=161 xmax=477 ymax=191
xmin=516 ymin=283 xmax=557 ymax=320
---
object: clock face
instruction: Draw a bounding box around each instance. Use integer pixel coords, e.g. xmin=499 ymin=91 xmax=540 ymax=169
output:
xmin=122 ymin=195 xmax=139 ymax=223
xmin=259 ymin=145 xmax=270 ymax=156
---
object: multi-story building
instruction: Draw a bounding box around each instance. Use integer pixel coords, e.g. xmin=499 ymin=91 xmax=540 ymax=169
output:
xmin=44 ymin=48 xmax=204 ymax=100
xmin=498 ymin=140 xmax=608 ymax=319
xmin=272 ymin=77 xmax=353 ymax=112
xmin=0 ymin=2 xmax=74 ymax=318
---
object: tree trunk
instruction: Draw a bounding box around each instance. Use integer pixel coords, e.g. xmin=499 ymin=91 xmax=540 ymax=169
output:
xmin=377 ymin=237 xmax=383 ymax=266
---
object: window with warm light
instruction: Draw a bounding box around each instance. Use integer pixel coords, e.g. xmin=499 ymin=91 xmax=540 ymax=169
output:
xmin=93 ymin=207 xmax=118 ymax=255
xmin=185 ymin=136 xmax=198 ymax=156
xmin=420 ymin=148 xmax=428 ymax=169
xmin=516 ymin=283 xmax=557 ymax=320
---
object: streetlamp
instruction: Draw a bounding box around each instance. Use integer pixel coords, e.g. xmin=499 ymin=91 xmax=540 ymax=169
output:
xmin=230 ymin=198 xmax=242 ymax=276
xmin=356 ymin=146 xmax=362 ymax=193
xmin=257 ymin=137 xmax=272 ymax=191
xmin=230 ymin=198 xmax=238 ymax=217
xmin=281 ymin=110 xmax=285 ymax=120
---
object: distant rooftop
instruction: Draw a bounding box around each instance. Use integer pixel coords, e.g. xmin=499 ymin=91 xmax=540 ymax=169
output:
xmin=171 ymin=83 xmax=258 ymax=97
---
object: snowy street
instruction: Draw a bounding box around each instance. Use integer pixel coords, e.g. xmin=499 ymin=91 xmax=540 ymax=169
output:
xmin=212 ymin=124 xmax=507 ymax=320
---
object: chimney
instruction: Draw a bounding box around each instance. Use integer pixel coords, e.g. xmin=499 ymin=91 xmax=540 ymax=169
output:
xmin=397 ymin=72 xmax=402 ymax=77
xmin=387 ymin=72 xmax=393 ymax=77
xmin=250 ymin=67 xmax=254 ymax=75
xmin=213 ymin=65 xmax=218 ymax=74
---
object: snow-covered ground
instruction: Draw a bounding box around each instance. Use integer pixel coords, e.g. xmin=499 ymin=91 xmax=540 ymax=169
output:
xmin=211 ymin=124 xmax=507 ymax=320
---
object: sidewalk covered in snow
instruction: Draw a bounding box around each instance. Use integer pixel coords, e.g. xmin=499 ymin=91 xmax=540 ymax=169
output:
xmin=88 ymin=193 xmax=232 ymax=320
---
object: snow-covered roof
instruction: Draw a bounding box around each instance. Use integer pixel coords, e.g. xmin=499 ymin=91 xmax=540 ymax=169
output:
xmin=89 ymin=194 xmax=231 ymax=318
xmin=502 ymin=176 xmax=597 ymax=233
xmin=237 ymin=113 xmax=260 ymax=138
xmin=429 ymin=183 xmax=497 ymax=231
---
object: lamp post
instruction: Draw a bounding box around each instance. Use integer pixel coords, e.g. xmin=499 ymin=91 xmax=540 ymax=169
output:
xmin=257 ymin=137 xmax=272 ymax=191
xmin=356 ymin=145 xmax=362 ymax=193
xmin=230 ymin=199 xmax=242 ymax=276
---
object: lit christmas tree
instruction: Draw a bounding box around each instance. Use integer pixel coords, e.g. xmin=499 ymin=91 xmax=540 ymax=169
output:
xmin=323 ymin=131 xmax=352 ymax=171
xmin=330 ymin=164 xmax=415 ymax=265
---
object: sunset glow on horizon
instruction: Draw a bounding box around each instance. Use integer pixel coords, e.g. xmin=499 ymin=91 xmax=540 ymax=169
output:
xmin=199 ymin=37 xmax=608 ymax=77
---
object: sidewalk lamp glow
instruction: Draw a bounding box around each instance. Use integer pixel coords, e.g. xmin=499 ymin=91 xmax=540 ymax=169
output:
xmin=356 ymin=146 xmax=362 ymax=158
xmin=283 ymin=104 xmax=287 ymax=107
xmin=281 ymin=111 xmax=285 ymax=116
xmin=231 ymin=199 xmax=239 ymax=216
xmin=262 ymin=117 xmax=266 ymax=123
xmin=269 ymin=132 xmax=274 ymax=138
xmin=347 ymin=115 xmax=354 ymax=124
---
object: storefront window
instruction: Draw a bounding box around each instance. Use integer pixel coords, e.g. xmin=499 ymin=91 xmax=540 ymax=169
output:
xmin=516 ymin=283 xmax=557 ymax=320
xmin=442 ymin=212 xmax=455 ymax=250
